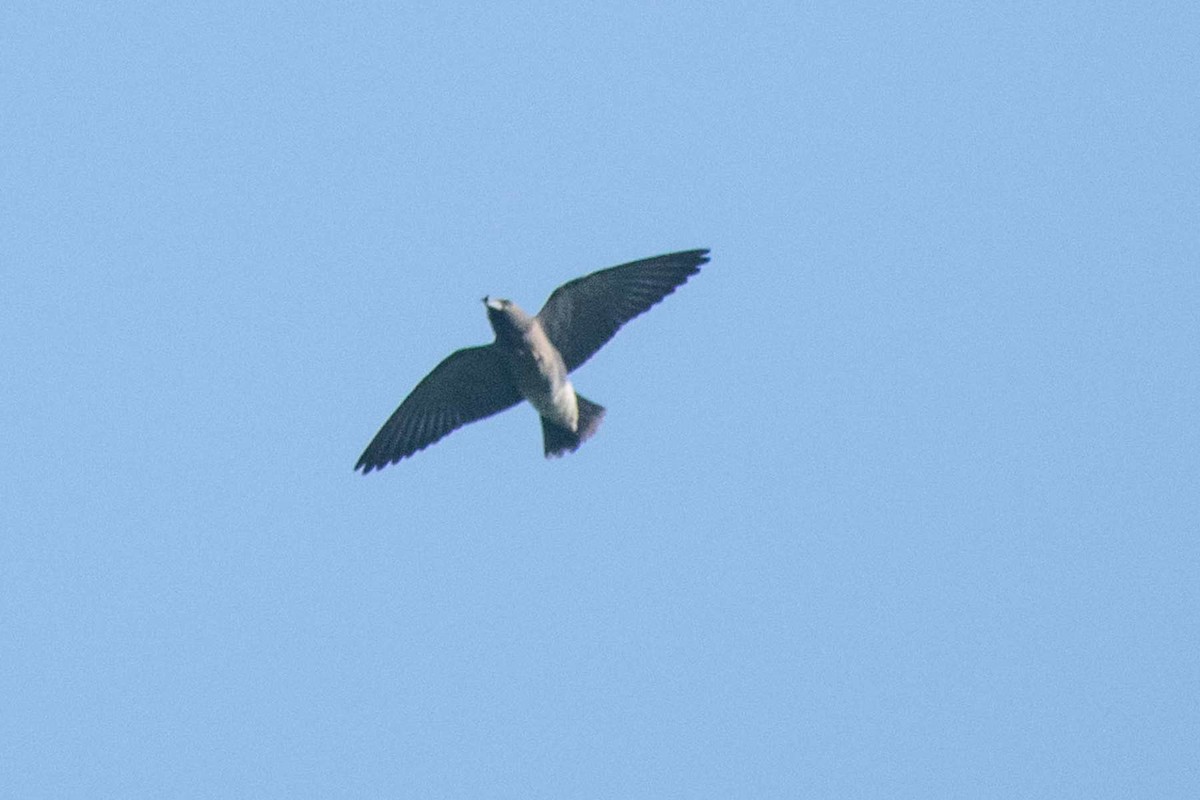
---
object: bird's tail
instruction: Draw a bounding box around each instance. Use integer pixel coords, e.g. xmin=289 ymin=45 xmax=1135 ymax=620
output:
xmin=542 ymin=394 xmax=606 ymax=458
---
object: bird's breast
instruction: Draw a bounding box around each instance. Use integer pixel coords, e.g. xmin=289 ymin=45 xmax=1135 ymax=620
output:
xmin=504 ymin=323 xmax=578 ymax=431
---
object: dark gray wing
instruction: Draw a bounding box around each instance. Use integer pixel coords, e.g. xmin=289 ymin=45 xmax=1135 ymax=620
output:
xmin=355 ymin=345 xmax=521 ymax=473
xmin=536 ymin=249 xmax=709 ymax=372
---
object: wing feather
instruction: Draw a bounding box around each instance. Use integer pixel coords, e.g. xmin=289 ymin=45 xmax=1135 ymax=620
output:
xmin=536 ymin=249 xmax=709 ymax=372
xmin=355 ymin=345 xmax=521 ymax=473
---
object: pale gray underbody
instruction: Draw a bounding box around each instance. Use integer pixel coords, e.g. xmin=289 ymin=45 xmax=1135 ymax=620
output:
xmin=486 ymin=297 xmax=580 ymax=433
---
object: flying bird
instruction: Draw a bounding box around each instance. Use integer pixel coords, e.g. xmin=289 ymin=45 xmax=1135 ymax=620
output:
xmin=355 ymin=249 xmax=710 ymax=473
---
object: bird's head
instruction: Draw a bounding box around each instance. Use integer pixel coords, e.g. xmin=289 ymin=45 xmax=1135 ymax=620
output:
xmin=483 ymin=296 xmax=532 ymax=343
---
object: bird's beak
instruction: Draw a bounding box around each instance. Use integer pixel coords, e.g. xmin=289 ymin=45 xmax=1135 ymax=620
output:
xmin=483 ymin=296 xmax=503 ymax=310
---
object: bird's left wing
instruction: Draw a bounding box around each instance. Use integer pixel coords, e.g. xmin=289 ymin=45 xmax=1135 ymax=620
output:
xmin=536 ymin=249 xmax=709 ymax=372
xmin=355 ymin=345 xmax=521 ymax=473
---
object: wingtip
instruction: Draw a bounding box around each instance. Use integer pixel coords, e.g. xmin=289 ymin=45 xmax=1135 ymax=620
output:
xmin=355 ymin=451 xmax=394 ymax=475
xmin=649 ymin=248 xmax=709 ymax=263
xmin=674 ymin=248 xmax=711 ymax=270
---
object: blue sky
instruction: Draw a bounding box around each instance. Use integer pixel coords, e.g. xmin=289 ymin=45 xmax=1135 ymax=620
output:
xmin=3 ymin=2 xmax=1197 ymax=797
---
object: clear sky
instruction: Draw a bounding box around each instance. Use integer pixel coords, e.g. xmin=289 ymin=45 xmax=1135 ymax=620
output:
xmin=3 ymin=2 xmax=1197 ymax=797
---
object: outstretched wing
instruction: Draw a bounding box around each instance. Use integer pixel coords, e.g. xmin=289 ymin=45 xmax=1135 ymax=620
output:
xmin=355 ymin=345 xmax=521 ymax=473
xmin=536 ymin=249 xmax=709 ymax=372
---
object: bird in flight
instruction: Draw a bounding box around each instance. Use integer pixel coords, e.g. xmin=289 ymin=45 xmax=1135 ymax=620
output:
xmin=355 ymin=249 xmax=710 ymax=473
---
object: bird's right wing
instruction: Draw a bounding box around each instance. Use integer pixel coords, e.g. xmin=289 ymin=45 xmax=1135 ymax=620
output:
xmin=536 ymin=249 xmax=709 ymax=372
xmin=355 ymin=345 xmax=521 ymax=473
